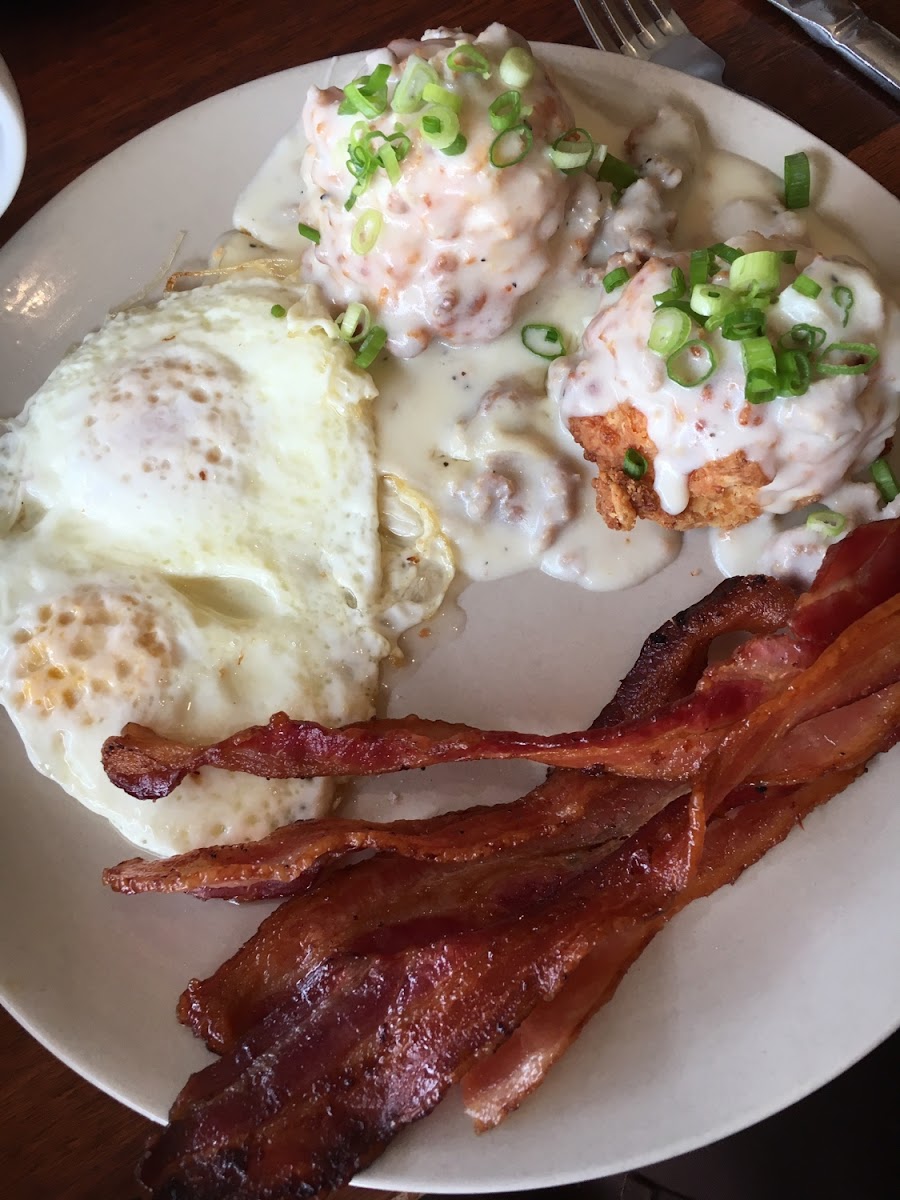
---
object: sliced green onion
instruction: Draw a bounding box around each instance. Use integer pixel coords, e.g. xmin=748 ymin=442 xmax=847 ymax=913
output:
xmin=649 ymin=306 xmax=692 ymax=357
xmin=595 ymin=151 xmax=638 ymax=190
xmin=447 ymin=44 xmax=492 ymax=78
xmin=603 ymin=266 xmax=629 ymax=293
xmin=779 ymin=323 xmax=827 ymax=351
xmin=342 ymin=64 xmax=392 ymax=119
xmin=419 ymin=105 xmax=461 ymax=150
xmin=391 ymin=58 xmax=438 ymax=114
xmin=354 ymin=325 xmax=388 ymax=369
xmin=745 ymin=367 xmax=778 ymax=404
xmin=422 ymin=82 xmax=461 ymax=113
xmin=816 ymin=341 xmax=880 ymax=376
xmin=270 ymin=303 xmax=287 ymax=319
xmin=690 ymin=283 xmax=734 ymax=319
xmin=549 ymin=127 xmax=594 ymax=172
xmin=499 ymin=46 xmax=534 ymax=88
xmin=742 ymin=335 xmax=777 ymax=376
xmin=337 ymin=302 xmax=371 ymax=344
xmin=784 ymin=151 xmax=811 ymax=210
xmin=521 ymin=323 xmax=566 ymax=360
xmin=490 ymin=122 xmax=533 ymax=168
xmin=667 ymin=340 xmax=717 ymax=387
xmin=806 ymin=509 xmax=846 ymax=537
xmin=653 ymin=266 xmax=687 ymax=307
xmin=832 ymin=284 xmax=854 ymax=328
xmin=378 ymin=141 xmax=401 ymax=184
xmin=720 ymin=307 xmax=767 ymax=341
xmin=351 ymin=209 xmax=383 ymax=255
xmin=742 ymin=337 xmax=778 ymax=403
xmin=489 ymin=89 xmax=522 ymax=132
xmin=623 ymin=448 xmax=647 ymax=480
xmin=730 ymin=250 xmax=780 ymax=295
xmin=297 ymin=222 xmax=320 ymax=244
xmin=776 ymin=349 xmax=811 ymax=397
xmin=792 ymin=274 xmax=822 ymax=299
xmin=442 ymin=133 xmax=468 ymax=156
xmin=870 ymin=457 xmax=899 ymax=503
xmin=689 ymin=249 xmax=711 ymax=289
xmin=780 ymin=250 xmax=798 ymax=264
xmin=708 ymin=242 xmax=744 ymax=266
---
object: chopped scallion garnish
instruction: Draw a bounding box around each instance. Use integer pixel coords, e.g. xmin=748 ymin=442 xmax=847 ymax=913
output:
xmin=337 ymin=302 xmax=371 ymax=344
xmin=549 ymin=127 xmax=594 ymax=172
xmin=779 ymin=323 xmax=826 ymax=351
xmin=720 ymin=307 xmax=766 ymax=341
xmin=602 ymin=267 xmax=629 ymax=293
xmin=689 ymin=249 xmax=711 ymax=289
xmin=342 ymin=64 xmax=392 ymax=119
xmin=816 ymin=341 xmax=879 ymax=376
xmin=871 ymin=457 xmax=899 ymax=503
xmin=489 ymin=122 xmax=533 ymax=167
xmin=447 ymin=44 xmax=492 ymax=78
xmin=489 ymin=89 xmax=522 ymax=132
xmin=442 ymin=133 xmax=468 ymax=156
xmin=354 ymin=325 xmax=388 ymax=369
xmin=776 ymin=349 xmax=811 ymax=397
xmin=806 ymin=509 xmax=846 ymax=537
xmin=745 ymin=367 xmax=778 ymax=404
xmin=730 ymin=251 xmax=780 ymax=296
xmin=595 ymin=152 xmax=638 ymax=191
xmin=419 ymin=104 xmax=461 ymax=151
xmin=784 ymin=151 xmax=811 ymax=210
xmin=499 ymin=46 xmax=534 ymax=88
xmin=653 ymin=266 xmax=686 ymax=307
xmin=792 ymin=274 xmax=822 ymax=299
xmin=270 ymin=304 xmax=287 ymax=319
xmin=666 ymin=339 xmax=717 ymax=387
xmin=623 ymin=448 xmax=647 ymax=480
xmin=691 ymin=283 xmax=733 ymax=319
xmin=297 ymin=223 xmax=320 ymax=244
xmin=391 ymin=58 xmax=438 ymax=114
xmin=832 ymin=284 xmax=854 ymax=328
xmin=521 ymin=323 xmax=566 ymax=359
xmin=351 ymin=209 xmax=383 ymax=255
xmin=649 ymin=307 xmax=692 ymax=357
xmin=422 ymin=81 xmax=461 ymax=113
xmin=708 ymin=243 xmax=744 ymax=266
xmin=742 ymin=337 xmax=777 ymax=402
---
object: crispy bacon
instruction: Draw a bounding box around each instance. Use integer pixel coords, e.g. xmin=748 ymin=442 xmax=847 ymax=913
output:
xmin=700 ymin=590 xmax=900 ymax=816
xmin=102 ymin=576 xmax=796 ymax=799
xmin=461 ymin=767 xmax=862 ymax=1130
xmin=105 ymin=576 xmax=789 ymax=901
xmin=139 ymin=793 xmax=703 ymax=1200
xmin=177 ymin=779 xmax=683 ymax=1050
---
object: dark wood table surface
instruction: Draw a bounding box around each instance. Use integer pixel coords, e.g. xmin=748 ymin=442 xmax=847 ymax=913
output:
xmin=1 ymin=2 xmax=898 ymax=1197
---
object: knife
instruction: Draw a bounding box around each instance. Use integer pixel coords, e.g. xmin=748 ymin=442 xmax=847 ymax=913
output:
xmin=767 ymin=0 xmax=900 ymax=102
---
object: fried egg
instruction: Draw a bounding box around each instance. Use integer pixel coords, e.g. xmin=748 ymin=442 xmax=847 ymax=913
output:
xmin=0 ymin=276 xmax=453 ymax=854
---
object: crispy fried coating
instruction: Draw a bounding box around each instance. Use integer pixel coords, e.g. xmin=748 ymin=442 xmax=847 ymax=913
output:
xmin=569 ymin=403 xmax=769 ymax=531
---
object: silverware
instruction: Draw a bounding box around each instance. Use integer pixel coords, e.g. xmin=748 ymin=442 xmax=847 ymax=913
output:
xmin=573 ymin=0 xmax=725 ymax=82
xmin=766 ymin=0 xmax=900 ymax=102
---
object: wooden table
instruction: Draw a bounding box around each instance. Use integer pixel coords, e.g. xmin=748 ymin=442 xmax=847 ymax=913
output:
xmin=1 ymin=2 xmax=897 ymax=1197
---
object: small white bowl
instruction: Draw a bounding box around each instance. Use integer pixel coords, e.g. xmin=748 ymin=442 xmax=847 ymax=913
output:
xmin=0 ymin=54 xmax=26 ymax=219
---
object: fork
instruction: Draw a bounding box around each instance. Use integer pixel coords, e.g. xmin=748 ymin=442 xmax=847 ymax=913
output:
xmin=574 ymin=0 xmax=726 ymax=83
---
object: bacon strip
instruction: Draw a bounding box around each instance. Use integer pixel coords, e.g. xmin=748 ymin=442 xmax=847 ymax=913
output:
xmin=138 ymin=793 xmax=703 ymax=1200
xmin=101 ymin=576 xmax=797 ymax=799
xmin=105 ymin=576 xmax=789 ymax=901
xmin=461 ymin=767 xmax=861 ymax=1130
xmin=700 ymin=590 xmax=900 ymax=816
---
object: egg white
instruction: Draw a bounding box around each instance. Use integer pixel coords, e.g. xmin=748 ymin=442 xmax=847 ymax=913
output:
xmin=0 ymin=276 xmax=449 ymax=854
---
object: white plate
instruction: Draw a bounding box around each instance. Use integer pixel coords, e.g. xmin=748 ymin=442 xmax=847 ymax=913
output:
xmin=1 ymin=45 xmax=899 ymax=1193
